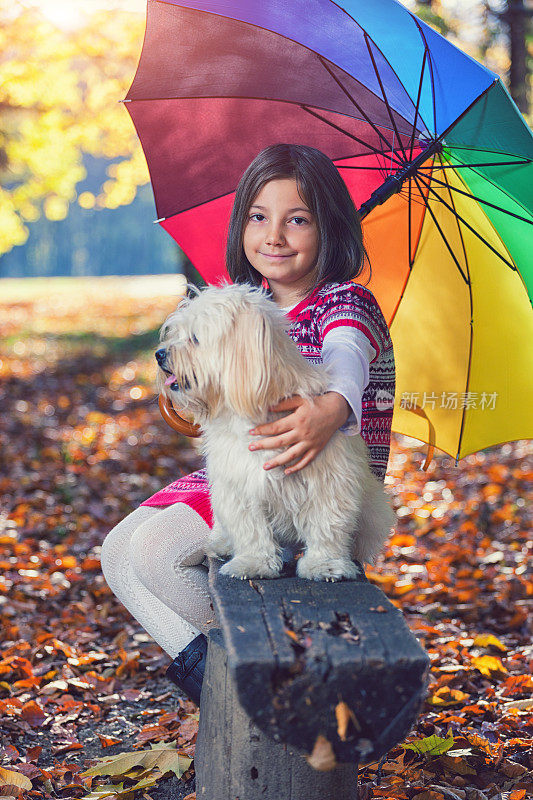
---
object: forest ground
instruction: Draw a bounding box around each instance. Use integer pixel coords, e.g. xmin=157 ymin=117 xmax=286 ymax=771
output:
xmin=0 ymin=276 xmax=531 ymax=800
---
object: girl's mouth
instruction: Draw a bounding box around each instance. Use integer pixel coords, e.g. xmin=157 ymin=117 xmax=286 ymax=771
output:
xmin=259 ymin=252 xmax=296 ymax=259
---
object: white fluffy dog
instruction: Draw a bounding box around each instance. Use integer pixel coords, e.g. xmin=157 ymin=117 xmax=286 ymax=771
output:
xmin=156 ymin=282 xmax=395 ymax=582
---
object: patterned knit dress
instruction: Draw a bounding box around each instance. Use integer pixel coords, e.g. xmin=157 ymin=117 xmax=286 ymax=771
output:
xmin=140 ymin=279 xmax=395 ymax=527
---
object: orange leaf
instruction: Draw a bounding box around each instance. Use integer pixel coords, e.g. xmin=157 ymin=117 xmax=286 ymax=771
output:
xmin=335 ymin=701 xmax=360 ymax=740
xmin=466 ymin=731 xmax=501 ymax=756
xmin=97 ymin=734 xmax=122 ymax=748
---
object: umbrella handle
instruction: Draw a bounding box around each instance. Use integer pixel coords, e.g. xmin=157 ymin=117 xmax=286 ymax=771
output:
xmin=158 ymin=394 xmax=202 ymax=438
xmin=406 ymin=405 xmax=435 ymax=470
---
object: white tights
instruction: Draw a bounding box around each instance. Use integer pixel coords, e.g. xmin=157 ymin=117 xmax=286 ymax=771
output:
xmin=100 ymin=503 xmax=218 ymax=658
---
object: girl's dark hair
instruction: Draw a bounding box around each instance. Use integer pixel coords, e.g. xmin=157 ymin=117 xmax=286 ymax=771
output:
xmin=226 ymin=143 xmax=370 ymax=287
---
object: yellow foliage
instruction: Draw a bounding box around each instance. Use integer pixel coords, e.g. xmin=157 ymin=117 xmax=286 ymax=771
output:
xmin=0 ymin=1 xmax=147 ymax=256
xmin=78 ymin=192 xmax=96 ymax=210
xmin=44 ymin=196 xmax=69 ymax=222
xmin=0 ymin=188 xmax=29 ymax=251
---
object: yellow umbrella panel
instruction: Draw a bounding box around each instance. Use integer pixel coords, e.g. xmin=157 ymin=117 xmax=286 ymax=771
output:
xmin=364 ymin=164 xmax=533 ymax=462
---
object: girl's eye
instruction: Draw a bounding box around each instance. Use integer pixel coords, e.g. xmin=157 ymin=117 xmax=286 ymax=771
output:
xmin=249 ymin=213 xmax=265 ymax=222
xmin=249 ymin=213 xmax=309 ymax=223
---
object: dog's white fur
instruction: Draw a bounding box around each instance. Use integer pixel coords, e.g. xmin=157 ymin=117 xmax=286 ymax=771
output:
xmin=157 ymin=282 xmax=395 ymax=582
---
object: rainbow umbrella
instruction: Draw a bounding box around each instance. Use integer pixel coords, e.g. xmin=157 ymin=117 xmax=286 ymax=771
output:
xmin=124 ymin=0 xmax=533 ymax=464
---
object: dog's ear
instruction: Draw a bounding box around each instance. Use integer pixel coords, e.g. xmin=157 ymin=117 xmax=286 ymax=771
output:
xmin=222 ymin=307 xmax=278 ymax=418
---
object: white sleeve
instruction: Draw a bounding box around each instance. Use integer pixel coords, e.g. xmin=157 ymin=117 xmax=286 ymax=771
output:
xmin=321 ymin=327 xmax=377 ymax=436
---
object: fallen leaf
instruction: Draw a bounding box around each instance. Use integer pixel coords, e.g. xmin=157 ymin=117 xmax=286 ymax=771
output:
xmin=81 ymin=743 xmax=192 ymax=781
xmin=428 ymin=687 xmax=470 ymax=707
xmin=335 ymin=701 xmax=360 ymax=740
xmin=0 ymin=767 xmax=32 ymax=791
xmin=98 ymin=734 xmax=123 ymax=748
xmin=403 ymin=731 xmax=455 ymax=756
xmin=440 ymin=754 xmax=476 ymax=775
xmin=471 ymin=655 xmax=508 ymax=679
xmin=472 ymin=633 xmax=507 ymax=652
xmin=306 ymin=735 xmax=337 ymax=772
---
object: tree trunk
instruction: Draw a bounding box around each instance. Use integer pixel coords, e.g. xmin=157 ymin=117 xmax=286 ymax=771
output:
xmin=503 ymin=1 xmax=530 ymax=114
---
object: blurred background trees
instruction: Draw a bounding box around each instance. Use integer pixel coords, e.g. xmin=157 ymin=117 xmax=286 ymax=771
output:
xmin=0 ymin=0 xmax=531 ymax=278
xmin=0 ymin=0 xmax=180 ymax=276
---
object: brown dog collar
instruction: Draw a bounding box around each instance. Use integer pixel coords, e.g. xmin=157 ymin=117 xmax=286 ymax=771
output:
xmin=158 ymin=394 xmax=202 ymax=437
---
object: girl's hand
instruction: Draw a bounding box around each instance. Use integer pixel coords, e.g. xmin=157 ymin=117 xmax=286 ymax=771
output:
xmin=248 ymin=393 xmax=351 ymax=475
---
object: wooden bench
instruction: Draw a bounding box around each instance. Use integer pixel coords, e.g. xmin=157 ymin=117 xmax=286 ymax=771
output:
xmin=194 ymin=547 xmax=429 ymax=800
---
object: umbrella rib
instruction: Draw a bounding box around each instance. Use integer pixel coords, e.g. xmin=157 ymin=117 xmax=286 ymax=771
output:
xmin=412 ymin=174 xmax=470 ymax=285
xmin=418 ymin=159 xmax=532 ymax=170
xmin=128 ymin=4 xmax=422 ymax=139
xmin=337 ymin=165 xmax=395 ymax=171
xmin=414 ymin=171 xmax=519 ymax=273
xmin=326 ymin=0 xmax=430 ymax=133
xmin=440 ymin=156 xmax=533 ymax=223
xmin=435 ymin=152 xmax=471 ymax=279
xmin=316 ymin=55 xmax=399 ymax=167
xmin=409 ymin=14 xmax=438 ymax=138
xmin=124 ymin=93 xmax=411 ymax=140
xmin=398 ymin=188 xmax=431 ymax=209
xmin=434 ymin=152 xmax=475 ymax=469
xmin=363 ymin=32 xmax=410 ymax=164
xmin=299 ymin=104 xmax=401 ymax=162
xmin=152 ymin=144 xmax=392 ymax=222
xmin=445 ymin=145 xmax=532 ymax=159
xmin=408 ymin=176 xmax=413 ymax=268
xmin=408 ymin=48 xmax=427 ymax=163
xmin=418 ymin=171 xmax=533 ymax=225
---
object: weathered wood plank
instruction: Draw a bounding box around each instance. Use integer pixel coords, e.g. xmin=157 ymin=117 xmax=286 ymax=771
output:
xmin=207 ymin=555 xmax=429 ymax=762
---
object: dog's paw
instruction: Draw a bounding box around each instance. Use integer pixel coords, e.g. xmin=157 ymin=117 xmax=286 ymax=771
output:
xmin=296 ymin=554 xmax=362 ymax=582
xmin=219 ymin=554 xmax=282 ymax=580
xmin=205 ymin=530 xmax=233 ymax=559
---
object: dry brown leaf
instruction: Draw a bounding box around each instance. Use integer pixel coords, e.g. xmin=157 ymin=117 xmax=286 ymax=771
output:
xmin=428 ymin=687 xmax=470 ymax=707
xmin=305 ymin=735 xmax=337 ymax=772
xmin=335 ymin=701 xmax=361 ymax=740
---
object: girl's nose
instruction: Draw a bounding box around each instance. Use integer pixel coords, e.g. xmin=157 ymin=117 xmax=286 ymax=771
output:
xmin=265 ymin=224 xmax=285 ymax=246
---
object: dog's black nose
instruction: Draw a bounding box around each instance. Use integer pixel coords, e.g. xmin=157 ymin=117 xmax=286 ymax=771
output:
xmin=155 ymin=348 xmax=167 ymax=366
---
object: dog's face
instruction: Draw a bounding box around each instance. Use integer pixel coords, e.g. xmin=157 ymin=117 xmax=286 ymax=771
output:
xmin=156 ymin=281 xmax=300 ymax=424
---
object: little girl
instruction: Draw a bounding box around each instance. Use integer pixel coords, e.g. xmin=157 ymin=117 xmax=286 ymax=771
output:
xmin=101 ymin=143 xmax=395 ymax=707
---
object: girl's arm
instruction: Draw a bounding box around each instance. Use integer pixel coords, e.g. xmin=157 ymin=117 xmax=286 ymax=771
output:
xmin=248 ymin=328 xmax=375 ymax=475
xmin=321 ymin=326 xmax=377 ymax=435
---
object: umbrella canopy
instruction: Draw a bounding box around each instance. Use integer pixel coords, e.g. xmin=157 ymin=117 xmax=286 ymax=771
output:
xmin=124 ymin=0 xmax=533 ymax=463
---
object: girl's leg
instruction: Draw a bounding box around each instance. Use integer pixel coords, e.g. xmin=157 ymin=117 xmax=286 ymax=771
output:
xmin=129 ymin=503 xmax=216 ymax=639
xmin=101 ymin=505 xmax=203 ymax=657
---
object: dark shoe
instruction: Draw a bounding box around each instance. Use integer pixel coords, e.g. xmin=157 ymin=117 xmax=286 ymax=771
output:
xmin=165 ymin=633 xmax=208 ymax=706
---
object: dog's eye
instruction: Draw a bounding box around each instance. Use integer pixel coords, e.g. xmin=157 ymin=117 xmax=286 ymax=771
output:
xmin=191 ymin=333 xmax=199 ymax=345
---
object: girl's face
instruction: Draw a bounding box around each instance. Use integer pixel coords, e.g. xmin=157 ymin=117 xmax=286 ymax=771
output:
xmin=243 ymin=178 xmax=319 ymax=302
